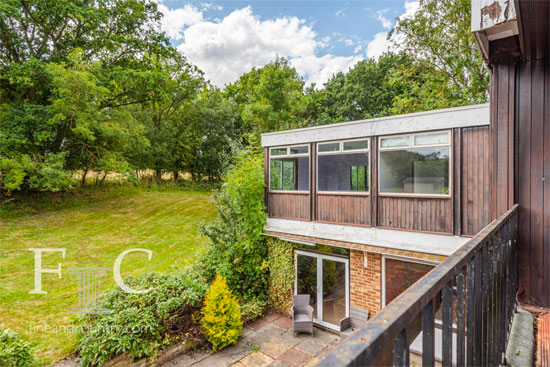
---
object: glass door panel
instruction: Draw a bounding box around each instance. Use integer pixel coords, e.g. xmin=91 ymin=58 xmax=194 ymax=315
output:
xmin=322 ymin=259 xmax=346 ymax=325
xmin=296 ymin=254 xmax=318 ymax=319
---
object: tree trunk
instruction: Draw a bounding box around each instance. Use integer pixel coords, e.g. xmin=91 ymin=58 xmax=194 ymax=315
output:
xmin=173 ymin=171 xmax=179 ymax=181
xmin=156 ymin=170 xmax=162 ymax=183
xmin=81 ymin=168 xmax=88 ymax=187
xmin=100 ymin=172 xmax=107 ymax=184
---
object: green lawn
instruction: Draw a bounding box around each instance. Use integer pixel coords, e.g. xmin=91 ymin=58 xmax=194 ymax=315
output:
xmin=0 ymin=186 xmax=215 ymax=365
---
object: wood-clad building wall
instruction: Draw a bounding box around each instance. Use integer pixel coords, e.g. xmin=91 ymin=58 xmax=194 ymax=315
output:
xmin=485 ymin=0 xmax=550 ymax=307
xmin=266 ymin=126 xmax=491 ymax=237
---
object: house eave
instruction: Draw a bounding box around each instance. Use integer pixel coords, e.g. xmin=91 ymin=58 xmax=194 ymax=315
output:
xmin=264 ymin=218 xmax=470 ymax=257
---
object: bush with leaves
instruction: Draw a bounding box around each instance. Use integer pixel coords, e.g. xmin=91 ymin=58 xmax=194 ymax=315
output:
xmin=201 ymin=275 xmax=242 ymax=351
xmin=267 ymin=238 xmax=297 ymax=315
xmin=240 ymin=296 xmax=268 ymax=323
xmin=77 ymin=272 xmax=207 ymax=367
xmin=197 ymin=140 xmax=268 ymax=300
xmin=0 ymin=326 xmax=35 ymax=367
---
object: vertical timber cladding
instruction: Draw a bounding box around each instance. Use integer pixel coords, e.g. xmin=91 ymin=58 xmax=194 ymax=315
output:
xmin=460 ymin=126 xmax=491 ymax=236
xmin=515 ymin=58 xmax=550 ymax=307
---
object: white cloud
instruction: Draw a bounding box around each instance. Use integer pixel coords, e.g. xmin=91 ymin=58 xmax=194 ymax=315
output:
xmin=201 ymin=2 xmax=223 ymax=12
xmin=158 ymin=4 xmax=203 ymax=40
xmin=177 ymin=6 xmax=360 ymax=88
xmin=291 ymin=54 xmax=362 ymax=87
xmin=403 ymin=1 xmax=420 ymax=19
xmin=365 ymin=1 xmax=420 ymax=59
xmin=376 ymin=9 xmax=392 ymax=29
xmin=335 ymin=9 xmax=346 ymax=18
xmin=365 ymin=32 xmax=391 ymax=59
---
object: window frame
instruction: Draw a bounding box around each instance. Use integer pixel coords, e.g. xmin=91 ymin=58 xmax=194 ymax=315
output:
xmin=316 ymin=138 xmax=370 ymax=195
xmin=268 ymin=144 xmax=310 ymax=193
xmin=378 ymin=130 xmax=452 ymax=198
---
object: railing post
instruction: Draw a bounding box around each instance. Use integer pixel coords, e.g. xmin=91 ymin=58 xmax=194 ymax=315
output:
xmin=466 ymin=258 xmax=475 ymax=366
xmin=442 ymin=281 xmax=453 ymax=366
xmin=423 ymin=300 xmax=435 ymax=366
xmin=474 ymin=251 xmax=482 ymax=365
xmin=393 ymin=328 xmax=409 ymax=367
xmin=457 ymin=269 xmax=466 ymax=367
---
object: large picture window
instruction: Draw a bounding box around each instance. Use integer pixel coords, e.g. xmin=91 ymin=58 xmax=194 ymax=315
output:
xmin=269 ymin=145 xmax=309 ymax=191
xmin=379 ymin=131 xmax=450 ymax=196
xmin=317 ymin=139 xmax=369 ymax=193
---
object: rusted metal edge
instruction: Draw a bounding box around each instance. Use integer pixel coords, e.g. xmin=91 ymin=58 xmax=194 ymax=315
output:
xmin=318 ymin=204 xmax=519 ymax=367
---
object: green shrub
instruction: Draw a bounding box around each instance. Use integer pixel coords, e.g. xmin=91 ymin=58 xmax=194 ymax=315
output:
xmin=77 ymin=272 xmax=207 ymax=367
xmin=267 ymin=238 xmax=297 ymax=315
xmin=0 ymin=326 xmax=35 ymax=367
xmin=198 ymin=141 xmax=268 ymax=300
xmin=201 ymin=275 xmax=242 ymax=351
xmin=240 ymin=296 xmax=267 ymax=322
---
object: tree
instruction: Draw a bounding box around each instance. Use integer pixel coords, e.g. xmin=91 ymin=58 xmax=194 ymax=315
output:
xmin=0 ymin=0 xmax=170 ymax=64
xmin=314 ymin=53 xmax=414 ymax=124
xmin=389 ymin=0 xmax=489 ymax=113
xmin=225 ymin=57 xmax=313 ymax=135
xmin=182 ymin=87 xmax=239 ymax=181
xmin=133 ymin=53 xmax=204 ymax=181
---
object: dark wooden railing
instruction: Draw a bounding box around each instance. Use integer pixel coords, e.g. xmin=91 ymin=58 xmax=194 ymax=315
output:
xmin=319 ymin=204 xmax=519 ymax=367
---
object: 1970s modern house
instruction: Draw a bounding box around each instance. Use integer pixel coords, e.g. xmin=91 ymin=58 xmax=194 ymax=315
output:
xmin=310 ymin=0 xmax=550 ymax=366
xmin=261 ymin=103 xmax=492 ymax=334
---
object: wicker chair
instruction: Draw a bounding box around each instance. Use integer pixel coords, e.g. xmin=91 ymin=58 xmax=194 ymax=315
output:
xmin=292 ymin=294 xmax=314 ymax=336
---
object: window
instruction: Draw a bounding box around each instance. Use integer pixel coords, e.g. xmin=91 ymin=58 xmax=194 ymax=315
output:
xmin=269 ymin=145 xmax=309 ymax=191
xmin=317 ymin=139 xmax=369 ymax=193
xmin=379 ymin=131 xmax=451 ymax=196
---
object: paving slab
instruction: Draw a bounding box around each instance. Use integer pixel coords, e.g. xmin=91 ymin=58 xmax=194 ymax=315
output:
xmin=273 ymin=316 xmax=292 ymax=329
xmin=261 ymin=340 xmax=292 ymax=359
xmin=240 ymin=351 xmax=274 ymax=367
xmin=310 ymin=329 xmax=340 ymax=345
xmin=267 ymin=360 xmax=291 ymax=367
xmin=302 ymin=357 xmax=320 ymax=367
xmin=275 ymin=330 xmax=312 ymax=347
xmin=277 ymin=348 xmax=312 ymax=367
xmin=244 ymin=324 xmax=285 ymax=347
xmin=242 ymin=326 xmax=254 ymax=337
xmin=162 ymin=350 xmax=210 ymax=367
xmin=295 ymin=338 xmax=327 ymax=356
xmin=263 ymin=313 xmax=283 ymax=323
xmin=218 ymin=340 xmax=255 ymax=361
xmin=249 ymin=317 xmax=270 ymax=331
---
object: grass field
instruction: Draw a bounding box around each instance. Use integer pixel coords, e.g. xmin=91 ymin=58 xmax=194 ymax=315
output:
xmin=0 ymin=185 xmax=216 ymax=365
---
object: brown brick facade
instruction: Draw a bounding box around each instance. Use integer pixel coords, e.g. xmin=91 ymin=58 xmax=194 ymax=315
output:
xmin=350 ymin=250 xmax=381 ymax=316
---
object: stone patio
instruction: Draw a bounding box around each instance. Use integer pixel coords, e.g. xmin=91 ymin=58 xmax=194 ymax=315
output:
xmin=161 ymin=313 xmax=342 ymax=367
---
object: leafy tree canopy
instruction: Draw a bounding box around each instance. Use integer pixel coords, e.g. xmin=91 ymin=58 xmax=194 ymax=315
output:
xmin=389 ymin=0 xmax=489 ymax=113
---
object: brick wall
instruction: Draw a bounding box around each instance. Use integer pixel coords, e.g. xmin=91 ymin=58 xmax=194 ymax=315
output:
xmin=350 ymin=250 xmax=381 ymax=316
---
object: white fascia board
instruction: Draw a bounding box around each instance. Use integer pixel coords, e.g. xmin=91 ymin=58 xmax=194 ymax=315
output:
xmin=265 ymin=218 xmax=470 ymax=256
xmin=261 ymin=103 xmax=489 ymax=147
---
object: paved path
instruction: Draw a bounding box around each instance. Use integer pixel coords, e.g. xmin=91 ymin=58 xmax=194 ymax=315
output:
xmin=161 ymin=313 xmax=342 ymax=367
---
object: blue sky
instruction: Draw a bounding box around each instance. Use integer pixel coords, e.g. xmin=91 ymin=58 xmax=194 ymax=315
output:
xmin=156 ymin=0 xmax=418 ymax=87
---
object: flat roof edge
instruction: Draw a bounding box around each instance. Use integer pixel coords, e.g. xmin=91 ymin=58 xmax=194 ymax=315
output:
xmin=261 ymin=103 xmax=489 ymax=147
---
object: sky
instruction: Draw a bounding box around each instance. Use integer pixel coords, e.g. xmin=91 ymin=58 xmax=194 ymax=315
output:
xmin=156 ymin=0 xmax=419 ymax=88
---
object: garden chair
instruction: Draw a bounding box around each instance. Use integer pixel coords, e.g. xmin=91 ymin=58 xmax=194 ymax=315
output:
xmin=292 ymin=294 xmax=314 ymax=336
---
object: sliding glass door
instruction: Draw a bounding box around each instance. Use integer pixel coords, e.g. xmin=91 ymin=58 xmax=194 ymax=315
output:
xmin=295 ymin=250 xmax=349 ymax=330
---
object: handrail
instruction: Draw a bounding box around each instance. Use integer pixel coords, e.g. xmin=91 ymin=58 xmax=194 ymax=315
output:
xmin=319 ymin=204 xmax=519 ymax=366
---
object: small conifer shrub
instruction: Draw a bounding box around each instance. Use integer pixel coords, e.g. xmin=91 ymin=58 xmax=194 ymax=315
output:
xmin=201 ymin=275 xmax=243 ymax=351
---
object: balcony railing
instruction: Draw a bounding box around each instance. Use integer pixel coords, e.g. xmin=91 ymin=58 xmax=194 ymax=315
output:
xmin=319 ymin=204 xmax=519 ymax=367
